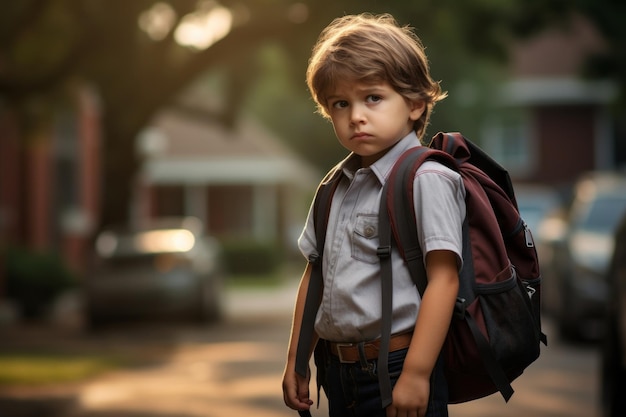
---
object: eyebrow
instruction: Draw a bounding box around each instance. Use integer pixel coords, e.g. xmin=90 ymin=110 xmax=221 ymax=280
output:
xmin=326 ymin=84 xmax=389 ymax=102
xmin=325 ymin=94 xmax=343 ymax=102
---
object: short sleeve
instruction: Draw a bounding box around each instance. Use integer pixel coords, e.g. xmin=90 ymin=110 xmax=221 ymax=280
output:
xmin=297 ymin=198 xmax=318 ymax=261
xmin=413 ymin=160 xmax=466 ymax=268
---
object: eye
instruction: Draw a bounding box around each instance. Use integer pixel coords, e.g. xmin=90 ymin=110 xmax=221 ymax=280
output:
xmin=366 ymin=95 xmax=382 ymax=103
xmin=332 ymin=100 xmax=349 ymax=109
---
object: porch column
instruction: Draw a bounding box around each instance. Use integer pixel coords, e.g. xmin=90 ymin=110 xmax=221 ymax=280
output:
xmin=184 ymin=185 xmax=208 ymax=229
xmin=252 ymin=184 xmax=277 ymax=242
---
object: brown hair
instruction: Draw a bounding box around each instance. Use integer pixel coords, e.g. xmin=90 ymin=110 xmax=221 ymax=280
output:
xmin=306 ymin=13 xmax=446 ymax=139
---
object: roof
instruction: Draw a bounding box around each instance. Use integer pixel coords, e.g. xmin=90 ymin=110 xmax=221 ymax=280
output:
xmin=509 ymin=13 xmax=606 ymax=78
xmin=501 ymin=14 xmax=615 ymax=106
xmin=138 ymin=107 xmax=320 ymax=188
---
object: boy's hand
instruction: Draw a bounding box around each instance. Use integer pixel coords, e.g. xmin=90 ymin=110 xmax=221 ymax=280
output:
xmin=283 ymin=366 xmax=314 ymax=411
xmin=386 ymin=372 xmax=430 ymax=417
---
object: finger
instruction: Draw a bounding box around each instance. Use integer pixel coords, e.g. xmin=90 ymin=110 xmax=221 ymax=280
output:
xmin=296 ymin=377 xmax=313 ymax=406
xmin=297 ymin=385 xmax=309 ymax=400
xmin=283 ymin=389 xmax=298 ymax=409
xmin=284 ymin=381 xmax=307 ymax=410
xmin=284 ymin=392 xmax=311 ymax=411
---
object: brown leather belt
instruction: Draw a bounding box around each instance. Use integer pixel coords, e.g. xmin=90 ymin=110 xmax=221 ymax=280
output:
xmin=328 ymin=333 xmax=413 ymax=363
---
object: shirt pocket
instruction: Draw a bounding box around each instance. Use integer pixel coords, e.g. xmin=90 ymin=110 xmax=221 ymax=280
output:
xmin=351 ymin=213 xmax=379 ymax=264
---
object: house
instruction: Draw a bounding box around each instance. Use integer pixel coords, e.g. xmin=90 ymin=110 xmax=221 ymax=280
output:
xmin=133 ymin=106 xmax=320 ymax=254
xmin=0 ymin=84 xmax=101 ymax=276
xmin=482 ymin=13 xmax=619 ymax=189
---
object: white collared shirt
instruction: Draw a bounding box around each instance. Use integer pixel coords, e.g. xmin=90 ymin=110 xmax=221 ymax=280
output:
xmin=298 ymin=132 xmax=466 ymax=342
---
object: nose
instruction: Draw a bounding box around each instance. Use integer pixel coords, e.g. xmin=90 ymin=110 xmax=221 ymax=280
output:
xmin=350 ymin=104 xmax=366 ymax=125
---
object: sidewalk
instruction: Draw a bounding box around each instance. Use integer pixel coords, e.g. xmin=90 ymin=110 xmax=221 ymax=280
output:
xmin=224 ymin=277 xmax=299 ymax=319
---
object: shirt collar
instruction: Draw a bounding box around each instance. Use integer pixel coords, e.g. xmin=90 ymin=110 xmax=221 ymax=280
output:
xmin=340 ymin=131 xmax=422 ymax=184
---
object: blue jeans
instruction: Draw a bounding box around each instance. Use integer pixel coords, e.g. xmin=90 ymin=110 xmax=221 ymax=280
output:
xmin=320 ymin=345 xmax=448 ymax=417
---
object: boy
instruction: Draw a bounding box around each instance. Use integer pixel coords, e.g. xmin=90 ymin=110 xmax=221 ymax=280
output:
xmin=283 ymin=13 xmax=465 ymax=417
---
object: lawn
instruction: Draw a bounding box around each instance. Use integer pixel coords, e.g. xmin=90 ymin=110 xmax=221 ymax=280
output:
xmin=0 ymin=353 xmax=124 ymax=386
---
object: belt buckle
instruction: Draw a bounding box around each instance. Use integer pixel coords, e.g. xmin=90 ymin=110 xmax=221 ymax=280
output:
xmin=335 ymin=343 xmax=355 ymax=363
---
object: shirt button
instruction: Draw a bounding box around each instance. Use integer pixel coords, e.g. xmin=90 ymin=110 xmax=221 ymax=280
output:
xmin=364 ymin=225 xmax=375 ymax=237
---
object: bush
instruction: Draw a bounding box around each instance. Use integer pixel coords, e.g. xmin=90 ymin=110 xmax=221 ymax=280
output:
xmin=4 ymin=247 xmax=77 ymax=319
xmin=220 ymin=240 xmax=282 ymax=275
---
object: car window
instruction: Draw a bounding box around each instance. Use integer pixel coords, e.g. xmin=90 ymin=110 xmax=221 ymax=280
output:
xmin=518 ymin=203 xmax=555 ymax=232
xmin=579 ymin=195 xmax=626 ymax=234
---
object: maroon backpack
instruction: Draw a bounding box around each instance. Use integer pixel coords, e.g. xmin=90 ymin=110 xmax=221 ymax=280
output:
xmin=295 ymin=132 xmax=547 ymax=410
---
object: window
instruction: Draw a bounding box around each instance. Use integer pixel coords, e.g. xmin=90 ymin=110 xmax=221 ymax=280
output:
xmin=482 ymin=108 xmax=535 ymax=177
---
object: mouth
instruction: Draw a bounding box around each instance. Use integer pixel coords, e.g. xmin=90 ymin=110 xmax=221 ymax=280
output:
xmin=351 ymin=132 xmax=371 ymax=140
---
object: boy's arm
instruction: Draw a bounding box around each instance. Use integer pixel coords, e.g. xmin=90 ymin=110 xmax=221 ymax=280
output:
xmin=283 ymin=262 xmax=318 ymax=411
xmin=388 ymin=250 xmax=459 ymax=416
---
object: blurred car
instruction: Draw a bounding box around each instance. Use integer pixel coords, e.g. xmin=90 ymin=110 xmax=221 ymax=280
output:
xmin=514 ymin=184 xmax=562 ymax=234
xmin=514 ymin=184 xmax=562 ymax=280
xmin=539 ymin=172 xmax=626 ymax=340
xmin=85 ymin=216 xmax=224 ymax=327
xmin=514 ymin=185 xmax=563 ymax=311
xmin=601 ymin=212 xmax=626 ymax=417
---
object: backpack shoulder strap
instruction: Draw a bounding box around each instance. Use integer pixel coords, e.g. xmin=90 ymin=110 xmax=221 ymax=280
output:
xmin=294 ymin=164 xmax=342 ymax=378
xmin=385 ymin=145 xmax=459 ymax=295
xmin=312 ymin=165 xmax=343 ymax=257
xmin=376 ymin=145 xmax=457 ymax=407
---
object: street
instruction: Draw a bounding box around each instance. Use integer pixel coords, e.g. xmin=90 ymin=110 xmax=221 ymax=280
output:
xmin=0 ymin=279 xmax=601 ymax=417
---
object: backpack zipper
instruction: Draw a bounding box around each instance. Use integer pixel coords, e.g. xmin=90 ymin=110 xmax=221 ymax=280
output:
xmin=507 ymin=218 xmax=535 ymax=248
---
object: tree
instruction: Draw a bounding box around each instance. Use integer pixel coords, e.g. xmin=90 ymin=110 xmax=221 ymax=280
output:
xmin=0 ymin=0 xmax=321 ymax=227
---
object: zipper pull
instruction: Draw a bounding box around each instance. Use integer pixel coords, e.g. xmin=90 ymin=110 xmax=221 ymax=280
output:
xmin=523 ymin=220 xmax=535 ymax=248
xmin=524 ymin=282 xmax=536 ymax=299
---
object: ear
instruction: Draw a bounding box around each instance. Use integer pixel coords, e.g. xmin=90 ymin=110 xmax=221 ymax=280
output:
xmin=408 ymin=100 xmax=426 ymax=121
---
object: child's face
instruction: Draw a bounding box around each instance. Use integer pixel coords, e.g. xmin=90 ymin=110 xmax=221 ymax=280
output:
xmin=325 ymin=80 xmax=424 ymax=167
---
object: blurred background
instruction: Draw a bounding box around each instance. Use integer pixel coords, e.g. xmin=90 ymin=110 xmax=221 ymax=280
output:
xmin=1 ymin=1 xmax=626 ymax=416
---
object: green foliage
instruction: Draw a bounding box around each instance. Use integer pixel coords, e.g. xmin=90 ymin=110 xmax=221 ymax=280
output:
xmin=0 ymin=353 xmax=121 ymax=386
xmin=244 ymin=43 xmax=344 ymax=169
xmin=5 ymin=247 xmax=77 ymax=319
xmin=220 ymin=239 xmax=283 ymax=276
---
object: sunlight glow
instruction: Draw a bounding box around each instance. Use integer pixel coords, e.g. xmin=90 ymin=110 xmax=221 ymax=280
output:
xmin=96 ymin=229 xmax=196 ymax=257
xmin=134 ymin=229 xmax=196 ymax=254
xmin=138 ymin=2 xmax=177 ymax=41
xmin=174 ymin=2 xmax=233 ymax=51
